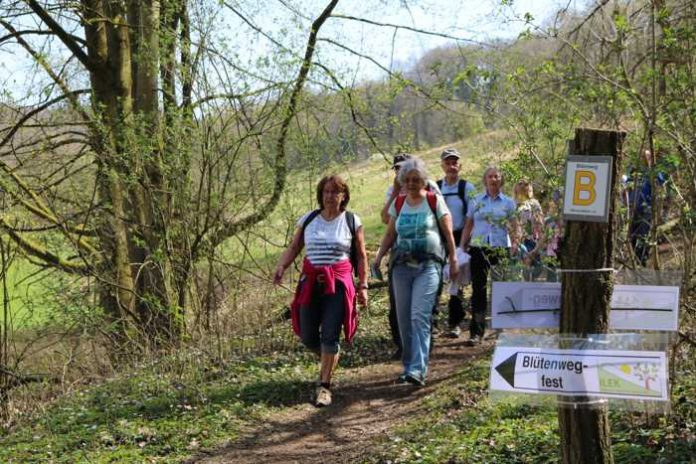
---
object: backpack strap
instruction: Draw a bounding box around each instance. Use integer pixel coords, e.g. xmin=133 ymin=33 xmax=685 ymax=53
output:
xmin=300 ymin=209 xmax=322 ymax=241
xmin=427 ymin=190 xmax=450 ymax=261
xmin=345 ymin=211 xmax=358 ymax=277
xmin=345 ymin=211 xmax=356 ymax=236
xmin=458 ymin=179 xmax=468 ymax=217
xmin=396 ymin=191 xmax=437 ymax=216
xmin=395 ymin=193 xmax=407 ymax=216
xmin=426 ymin=190 xmax=437 ymax=214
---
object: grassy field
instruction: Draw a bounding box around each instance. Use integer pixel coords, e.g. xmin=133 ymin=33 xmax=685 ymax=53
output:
xmin=222 ymin=130 xmax=510 ymax=272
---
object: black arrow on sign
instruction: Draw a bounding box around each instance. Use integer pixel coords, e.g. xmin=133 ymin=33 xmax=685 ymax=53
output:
xmin=495 ymin=352 xmax=518 ymax=387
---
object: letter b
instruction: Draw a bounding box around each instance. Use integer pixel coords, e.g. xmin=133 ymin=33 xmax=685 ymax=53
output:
xmin=573 ymin=170 xmax=596 ymax=206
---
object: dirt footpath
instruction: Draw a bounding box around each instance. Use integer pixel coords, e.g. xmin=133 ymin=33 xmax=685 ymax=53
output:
xmin=189 ymin=335 xmax=490 ymax=464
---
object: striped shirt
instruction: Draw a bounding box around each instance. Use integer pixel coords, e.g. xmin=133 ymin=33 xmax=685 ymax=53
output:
xmin=297 ymin=211 xmax=362 ymax=266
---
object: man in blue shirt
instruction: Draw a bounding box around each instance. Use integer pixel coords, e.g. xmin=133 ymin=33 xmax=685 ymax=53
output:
xmin=461 ymin=166 xmax=517 ymax=345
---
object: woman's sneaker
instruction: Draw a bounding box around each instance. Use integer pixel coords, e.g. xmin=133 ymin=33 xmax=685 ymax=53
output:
xmin=446 ymin=325 xmax=461 ymax=338
xmin=315 ymin=386 xmax=332 ymax=407
xmin=466 ymin=335 xmax=482 ymax=346
xmin=395 ymin=374 xmax=424 ymax=387
xmin=405 ymin=374 xmax=425 ymax=387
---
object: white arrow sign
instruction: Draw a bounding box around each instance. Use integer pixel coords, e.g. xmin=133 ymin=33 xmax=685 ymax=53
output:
xmin=491 ymin=282 xmax=679 ymax=331
xmin=490 ymin=346 xmax=668 ymax=401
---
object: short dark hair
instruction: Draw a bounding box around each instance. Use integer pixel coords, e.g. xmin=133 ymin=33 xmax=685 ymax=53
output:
xmin=316 ymin=175 xmax=350 ymax=211
xmin=393 ymin=152 xmax=412 ymax=169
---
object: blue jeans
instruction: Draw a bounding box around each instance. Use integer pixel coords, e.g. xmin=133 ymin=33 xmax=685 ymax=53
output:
xmin=391 ymin=261 xmax=441 ymax=381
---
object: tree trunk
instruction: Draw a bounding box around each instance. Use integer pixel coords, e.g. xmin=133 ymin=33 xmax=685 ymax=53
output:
xmin=558 ymin=127 xmax=625 ymax=464
xmin=83 ymin=0 xmax=137 ymax=328
xmin=84 ymin=0 xmax=183 ymax=348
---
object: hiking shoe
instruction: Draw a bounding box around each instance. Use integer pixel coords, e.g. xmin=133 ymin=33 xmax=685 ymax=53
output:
xmin=446 ymin=325 xmax=461 ymax=338
xmin=404 ymin=374 xmax=425 ymax=387
xmin=395 ymin=374 xmax=409 ymax=385
xmin=466 ymin=335 xmax=482 ymax=347
xmin=315 ymin=386 xmax=332 ymax=407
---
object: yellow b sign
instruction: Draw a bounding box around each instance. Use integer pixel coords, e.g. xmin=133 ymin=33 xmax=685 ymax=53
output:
xmin=573 ymin=170 xmax=596 ymax=206
xmin=563 ymin=156 xmax=612 ymax=222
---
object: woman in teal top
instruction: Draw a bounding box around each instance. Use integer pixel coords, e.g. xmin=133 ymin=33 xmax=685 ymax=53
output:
xmin=373 ymin=157 xmax=458 ymax=386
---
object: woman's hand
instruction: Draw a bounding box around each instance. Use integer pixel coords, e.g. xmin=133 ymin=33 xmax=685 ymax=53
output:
xmin=371 ymin=256 xmax=383 ymax=281
xmin=273 ymin=264 xmax=285 ymax=285
xmin=449 ymin=256 xmax=459 ymax=281
xmin=357 ymin=288 xmax=368 ymax=307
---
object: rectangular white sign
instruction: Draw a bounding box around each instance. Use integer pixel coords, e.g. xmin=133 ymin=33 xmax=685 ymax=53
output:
xmin=563 ymin=155 xmax=613 ymax=222
xmin=610 ymin=284 xmax=680 ymax=330
xmin=490 ymin=346 xmax=668 ymax=401
xmin=491 ymin=282 xmax=679 ymax=331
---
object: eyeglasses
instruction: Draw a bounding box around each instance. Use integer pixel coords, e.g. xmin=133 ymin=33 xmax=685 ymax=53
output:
xmin=322 ymin=189 xmax=344 ymax=196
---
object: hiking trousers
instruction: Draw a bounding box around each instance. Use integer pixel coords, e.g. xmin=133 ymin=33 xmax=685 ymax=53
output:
xmin=299 ymin=281 xmax=346 ymax=354
xmin=469 ymin=246 xmax=507 ymax=339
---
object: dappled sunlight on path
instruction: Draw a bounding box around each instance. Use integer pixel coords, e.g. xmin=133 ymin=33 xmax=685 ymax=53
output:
xmin=187 ymin=334 xmax=491 ymax=463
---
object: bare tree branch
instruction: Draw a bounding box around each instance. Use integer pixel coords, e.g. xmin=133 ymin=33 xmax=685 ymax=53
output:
xmin=209 ymin=0 xmax=340 ymax=248
xmin=331 ymin=14 xmax=490 ymax=47
xmin=24 ymin=0 xmax=98 ymax=72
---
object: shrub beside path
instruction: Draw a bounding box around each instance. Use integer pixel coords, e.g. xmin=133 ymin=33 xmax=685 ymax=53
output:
xmin=188 ymin=336 xmax=490 ymax=463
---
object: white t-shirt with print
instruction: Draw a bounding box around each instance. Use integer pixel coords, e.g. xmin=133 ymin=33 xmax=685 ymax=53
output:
xmin=296 ymin=211 xmax=362 ymax=266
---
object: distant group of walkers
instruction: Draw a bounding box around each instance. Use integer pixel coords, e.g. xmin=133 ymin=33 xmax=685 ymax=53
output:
xmin=274 ymin=148 xmax=562 ymax=407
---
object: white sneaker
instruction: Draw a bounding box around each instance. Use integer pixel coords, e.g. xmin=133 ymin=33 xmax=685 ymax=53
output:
xmin=446 ymin=325 xmax=461 ymax=338
xmin=466 ymin=335 xmax=481 ymax=346
xmin=315 ymin=386 xmax=332 ymax=407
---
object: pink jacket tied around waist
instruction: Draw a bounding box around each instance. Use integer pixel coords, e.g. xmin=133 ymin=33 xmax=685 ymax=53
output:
xmin=290 ymin=258 xmax=358 ymax=343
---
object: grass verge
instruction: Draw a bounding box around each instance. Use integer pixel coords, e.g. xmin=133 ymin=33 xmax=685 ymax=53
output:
xmin=364 ymin=349 xmax=695 ymax=464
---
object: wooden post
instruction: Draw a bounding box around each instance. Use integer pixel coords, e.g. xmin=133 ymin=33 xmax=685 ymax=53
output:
xmin=558 ymin=128 xmax=625 ymax=464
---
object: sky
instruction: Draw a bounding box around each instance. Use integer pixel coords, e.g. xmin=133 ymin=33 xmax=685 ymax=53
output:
xmin=218 ymin=0 xmax=586 ymax=83
xmin=0 ymin=0 xmax=590 ymax=102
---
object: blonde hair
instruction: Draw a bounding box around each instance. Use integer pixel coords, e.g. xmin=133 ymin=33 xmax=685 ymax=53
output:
xmin=514 ymin=179 xmax=532 ymax=201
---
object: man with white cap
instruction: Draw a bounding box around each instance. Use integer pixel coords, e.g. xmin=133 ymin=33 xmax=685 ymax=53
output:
xmin=437 ymin=148 xmax=476 ymax=338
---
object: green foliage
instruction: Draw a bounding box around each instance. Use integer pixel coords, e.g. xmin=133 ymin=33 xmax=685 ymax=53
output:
xmin=0 ymin=351 xmax=318 ymax=463
xmin=365 ymin=358 xmax=560 ymax=464
xmin=367 ymin=355 xmax=695 ymax=463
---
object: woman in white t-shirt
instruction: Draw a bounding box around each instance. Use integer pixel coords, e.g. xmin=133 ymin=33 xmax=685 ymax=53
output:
xmin=274 ymin=175 xmax=368 ymax=407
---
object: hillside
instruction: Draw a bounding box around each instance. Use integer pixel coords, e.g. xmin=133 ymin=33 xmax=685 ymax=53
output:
xmin=1 ymin=131 xmax=693 ymax=463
